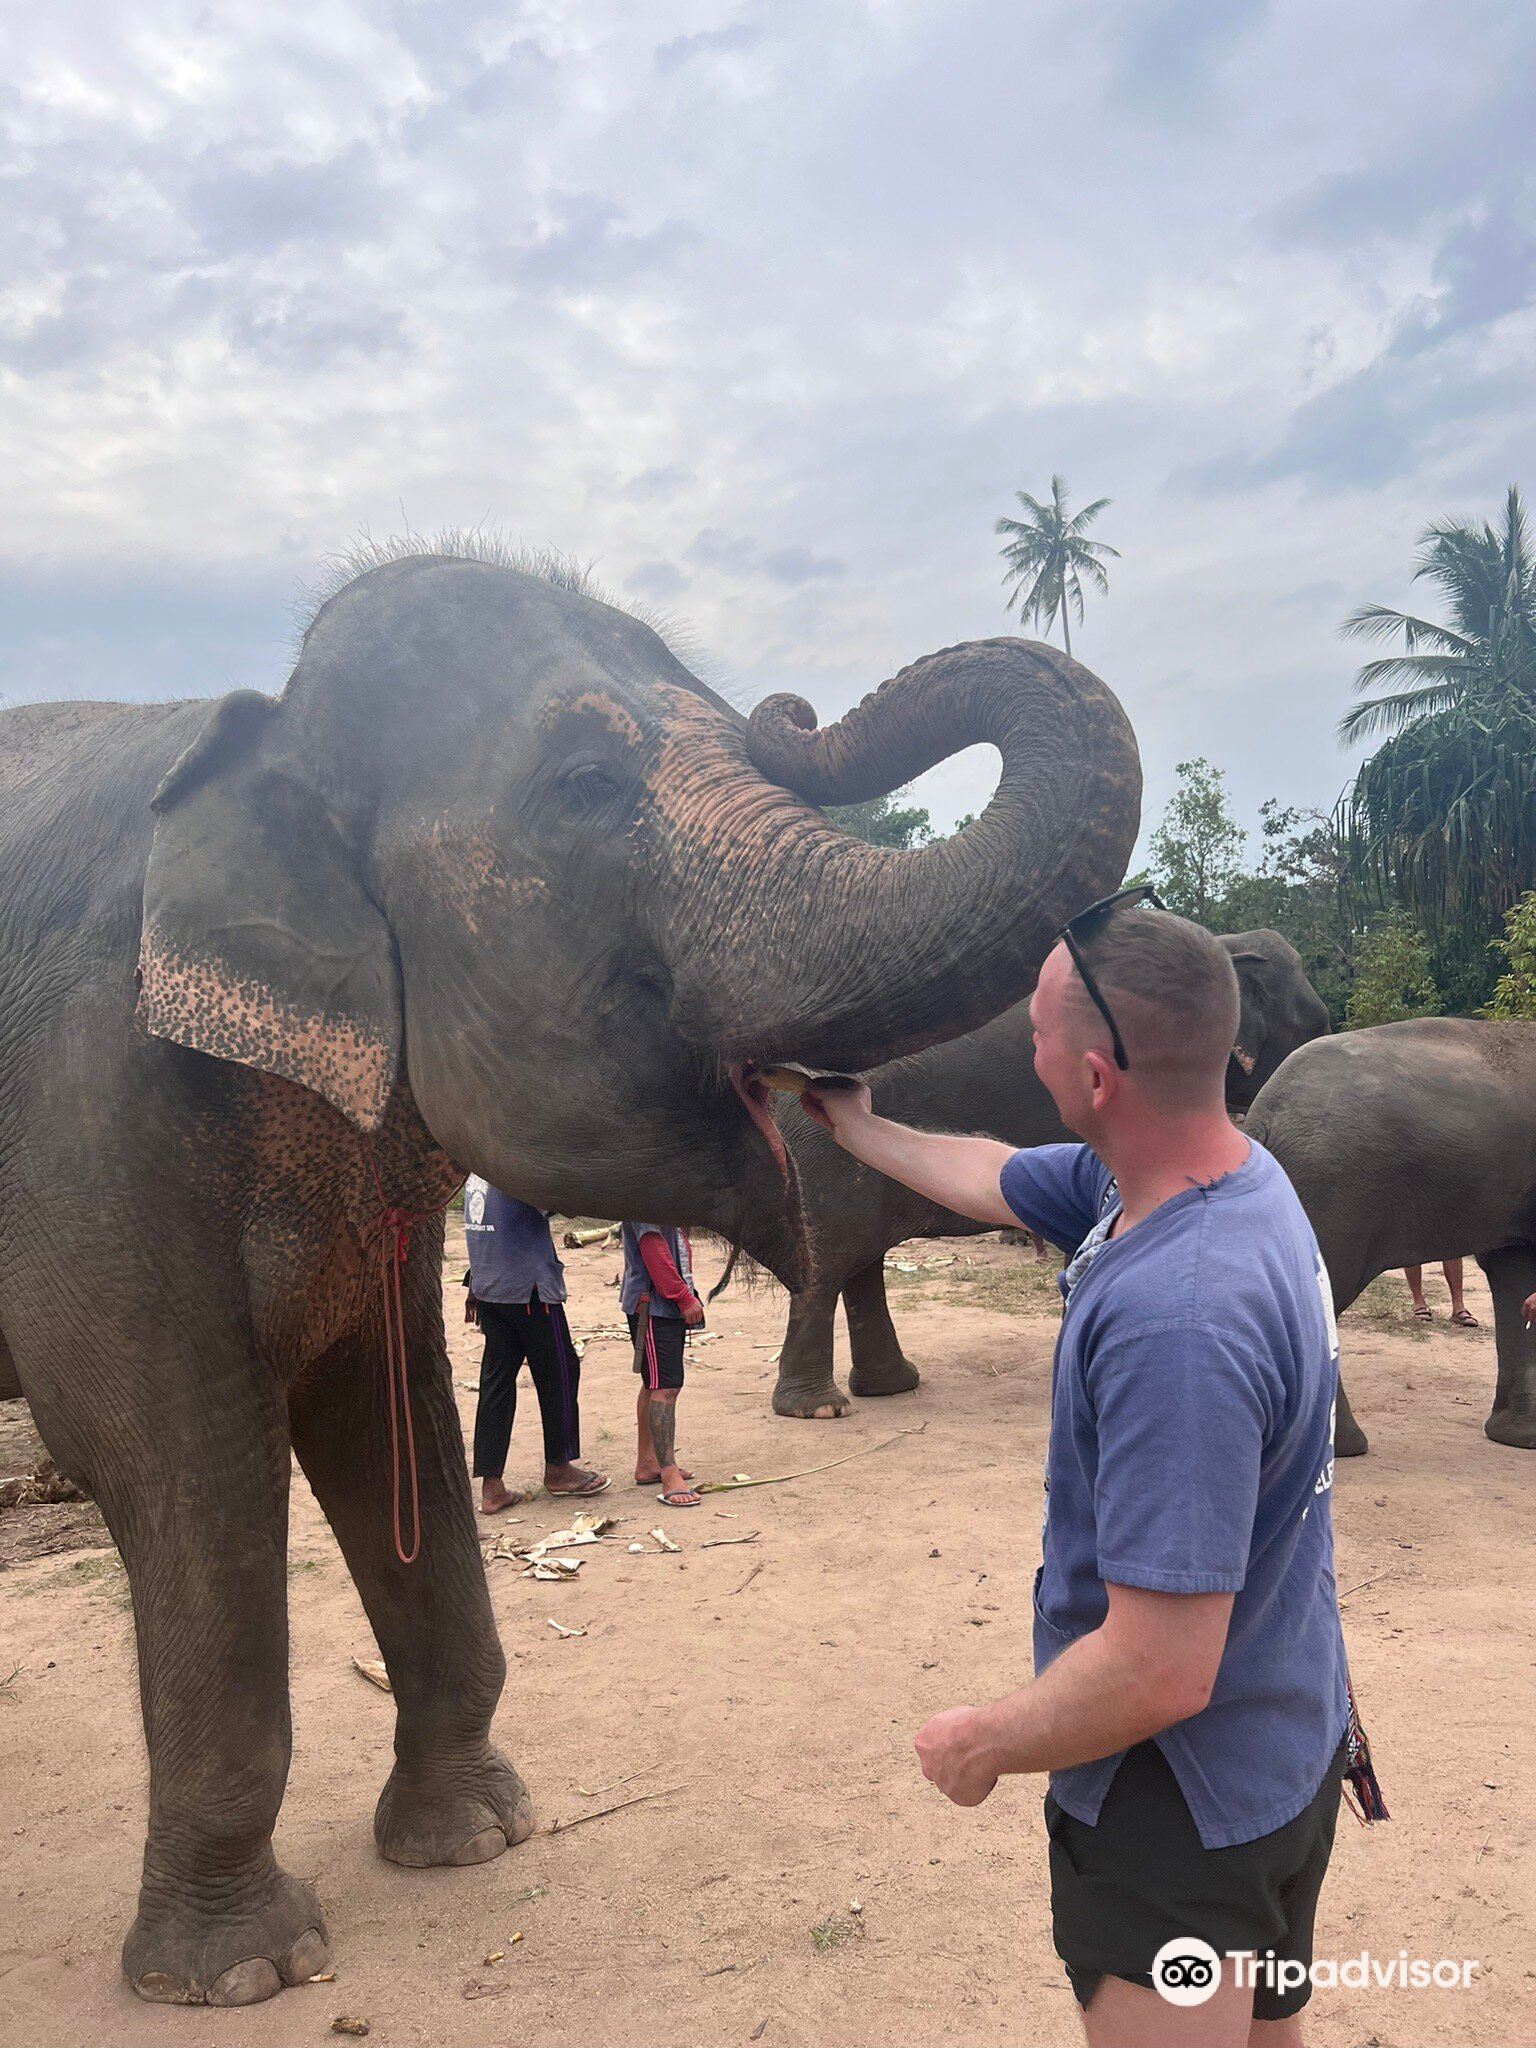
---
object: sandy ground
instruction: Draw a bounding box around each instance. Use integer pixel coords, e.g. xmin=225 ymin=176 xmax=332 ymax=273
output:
xmin=1 ymin=1233 xmax=1532 ymax=2048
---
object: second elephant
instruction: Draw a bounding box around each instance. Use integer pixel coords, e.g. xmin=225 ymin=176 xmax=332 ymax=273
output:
xmin=765 ymin=929 xmax=1330 ymax=1418
xmin=1246 ymin=1016 xmax=1536 ymax=1454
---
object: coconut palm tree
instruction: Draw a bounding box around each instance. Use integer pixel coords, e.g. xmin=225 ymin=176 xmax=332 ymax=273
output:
xmin=995 ymin=475 xmax=1119 ymax=660
xmin=1337 ymin=485 xmax=1536 ymax=941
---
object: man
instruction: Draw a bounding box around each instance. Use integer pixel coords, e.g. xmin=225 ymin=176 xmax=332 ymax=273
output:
xmin=804 ymin=895 xmax=1370 ymax=2047
xmin=620 ymin=1220 xmax=706 ymax=1508
xmin=463 ymin=1178 xmax=608 ymax=1510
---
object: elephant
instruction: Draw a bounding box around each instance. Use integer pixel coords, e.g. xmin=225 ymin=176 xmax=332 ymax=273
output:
xmin=765 ymin=929 xmax=1329 ymax=1419
xmin=0 ymin=541 xmax=1141 ymax=2005
xmin=1245 ymin=1016 xmax=1536 ymax=1456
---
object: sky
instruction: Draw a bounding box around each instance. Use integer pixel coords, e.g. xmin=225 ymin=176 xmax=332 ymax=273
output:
xmin=3 ymin=0 xmax=1534 ymax=857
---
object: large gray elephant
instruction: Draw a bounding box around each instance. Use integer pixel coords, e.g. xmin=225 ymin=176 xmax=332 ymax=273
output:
xmin=1246 ymin=1016 xmax=1536 ymax=1455
xmin=766 ymin=929 xmax=1328 ymax=1418
xmin=0 ymin=545 xmax=1140 ymax=2005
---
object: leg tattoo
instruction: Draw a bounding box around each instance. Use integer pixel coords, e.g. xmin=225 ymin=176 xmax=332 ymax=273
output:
xmin=648 ymin=1397 xmax=678 ymax=1473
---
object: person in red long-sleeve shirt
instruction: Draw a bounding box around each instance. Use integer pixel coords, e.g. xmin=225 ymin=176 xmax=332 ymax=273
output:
xmin=620 ymin=1221 xmax=705 ymax=1507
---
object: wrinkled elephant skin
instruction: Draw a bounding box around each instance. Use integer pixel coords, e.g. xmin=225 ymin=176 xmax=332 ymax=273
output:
xmin=0 ymin=552 xmax=1141 ymax=2003
xmin=1247 ymin=1017 xmax=1536 ymax=1455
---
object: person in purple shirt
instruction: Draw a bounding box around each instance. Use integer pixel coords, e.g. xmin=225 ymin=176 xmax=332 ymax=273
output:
xmin=463 ymin=1179 xmax=607 ymax=1510
xmin=803 ymin=896 xmax=1378 ymax=2047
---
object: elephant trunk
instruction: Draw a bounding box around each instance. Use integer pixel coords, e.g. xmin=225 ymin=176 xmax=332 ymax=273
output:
xmin=650 ymin=637 xmax=1141 ymax=1072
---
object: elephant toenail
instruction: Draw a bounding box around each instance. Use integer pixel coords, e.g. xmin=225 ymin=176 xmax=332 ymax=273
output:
xmin=447 ymin=1825 xmax=509 ymax=1866
xmin=282 ymin=1927 xmax=332 ymax=1985
xmin=208 ymin=1957 xmax=284 ymax=2006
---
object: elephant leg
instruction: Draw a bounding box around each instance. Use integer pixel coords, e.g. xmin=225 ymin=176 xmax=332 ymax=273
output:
xmin=844 ymin=1260 xmax=921 ymax=1399
xmin=288 ymin=1307 xmax=533 ymax=1867
xmin=87 ymin=1337 xmax=328 ymax=2005
xmin=1334 ymin=1373 xmax=1369 ymax=1459
xmin=772 ymin=1281 xmax=852 ymax=1419
xmin=1477 ymin=1245 xmax=1536 ymax=1449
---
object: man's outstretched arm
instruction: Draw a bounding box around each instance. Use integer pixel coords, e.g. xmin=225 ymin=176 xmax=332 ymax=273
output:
xmin=914 ymin=1584 xmax=1235 ymax=1805
xmin=801 ymin=1082 xmax=1018 ymax=1228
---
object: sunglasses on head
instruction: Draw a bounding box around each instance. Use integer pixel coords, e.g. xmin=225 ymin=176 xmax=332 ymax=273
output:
xmin=1056 ymin=885 xmax=1165 ymax=1071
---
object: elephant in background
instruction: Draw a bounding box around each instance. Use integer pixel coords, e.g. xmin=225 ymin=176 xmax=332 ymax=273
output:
xmin=764 ymin=929 xmax=1328 ymax=1418
xmin=1246 ymin=1017 xmax=1536 ymax=1455
xmin=0 ymin=541 xmax=1141 ymax=2005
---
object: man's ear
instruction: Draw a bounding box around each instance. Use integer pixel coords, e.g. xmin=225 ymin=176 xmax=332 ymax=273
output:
xmin=136 ymin=691 xmax=403 ymax=1131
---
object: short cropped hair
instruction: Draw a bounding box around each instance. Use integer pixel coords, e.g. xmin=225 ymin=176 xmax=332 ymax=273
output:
xmin=1066 ymin=907 xmax=1239 ymax=1109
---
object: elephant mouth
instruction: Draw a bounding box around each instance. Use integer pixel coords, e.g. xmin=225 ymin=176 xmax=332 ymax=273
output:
xmin=728 ymin=1062 xmax=790 ymax=1179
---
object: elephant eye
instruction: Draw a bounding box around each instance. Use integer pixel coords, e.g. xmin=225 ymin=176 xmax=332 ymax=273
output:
xmin=559 ymin=761 xmax=623 ymax=812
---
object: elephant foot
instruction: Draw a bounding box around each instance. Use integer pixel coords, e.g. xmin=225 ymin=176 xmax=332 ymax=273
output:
xmin=125 ymin=1869 xmax=330 ymax=2006
xmin=848 ymin=1355 xmax=921 ymax=1398
xmin=374 ymin=1743 xmax=534 ymax=1867
xmin=1335 ymin=1415 xmax=1369 ymax=1458
xmin=771 ymin=1376 xmax=853 ymax=1420
xmin=1484 ymin=1408 xmax=1536 ymax=1450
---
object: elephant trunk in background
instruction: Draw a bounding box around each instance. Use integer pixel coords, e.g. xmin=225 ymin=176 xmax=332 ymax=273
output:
xmin=649 ymin=637 xmax=1142 ymax=1076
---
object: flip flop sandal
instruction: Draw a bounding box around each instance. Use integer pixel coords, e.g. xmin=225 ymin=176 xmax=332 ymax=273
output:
xmin=546 ymin=1474 xmax=611 ymax=1498
xmin=657 ymin=1488 xmax=701 ymax=1508
xmin=1412 ymin=1304 xmax=1432 ymax=1321
xmin=634 ymin=1469 xmax=694 ymax=1487
xmin=1450 ymin=1309 xmax=1480 ymax=1328
xmin=478 ymin=1490 xmax=530 ymax=1515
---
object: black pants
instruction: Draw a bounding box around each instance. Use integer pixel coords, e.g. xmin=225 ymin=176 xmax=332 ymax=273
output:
xmin=472 ymin=1293 xmax=582 ymax=1477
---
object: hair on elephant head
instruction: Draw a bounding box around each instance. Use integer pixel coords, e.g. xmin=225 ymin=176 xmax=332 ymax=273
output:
xmin=138 ymin=537 xmax=1141 ymax=1286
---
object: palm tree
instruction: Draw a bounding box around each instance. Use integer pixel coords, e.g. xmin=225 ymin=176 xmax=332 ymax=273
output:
xmin=1338 ymin=484 xmax=1535 ymax=743
xmin=995 ymin=475 xmax=1119 ymax=660
xmin=1337 ymin=485 xmax=1536 ymax=941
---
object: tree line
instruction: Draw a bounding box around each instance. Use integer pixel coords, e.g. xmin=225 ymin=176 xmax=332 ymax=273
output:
xmin=834 ymin=478 xmax=1536 ymax=1028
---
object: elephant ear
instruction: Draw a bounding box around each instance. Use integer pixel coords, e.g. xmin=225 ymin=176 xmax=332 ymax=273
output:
xmin=136 ymin=690 xmax=403 ymax=1131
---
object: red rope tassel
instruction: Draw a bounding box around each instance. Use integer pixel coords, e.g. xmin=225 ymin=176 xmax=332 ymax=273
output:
xmin=378 ymin=1206 xmax=422 ymax=1566
xmin=362 ymin=1144 xmax=463 ymax=1567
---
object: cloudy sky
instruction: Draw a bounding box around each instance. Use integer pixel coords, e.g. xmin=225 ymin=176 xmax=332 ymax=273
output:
xmin=3 ymin=0 xmax=1534 ymax=853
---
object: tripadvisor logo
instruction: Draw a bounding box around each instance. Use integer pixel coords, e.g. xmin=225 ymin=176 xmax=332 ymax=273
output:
xmin=1152 ymin=1938 xmax=1481 ymax=2004
xmin=1151 ymin=1938 xmax=1221 ymax=2006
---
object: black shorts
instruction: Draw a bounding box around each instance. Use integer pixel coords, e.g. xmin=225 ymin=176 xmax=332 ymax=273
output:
xmin=1046 ymin=1737 xmax=1347 ymax=2022
xmin=628 ymin=1312 xmax=686 ymax=1391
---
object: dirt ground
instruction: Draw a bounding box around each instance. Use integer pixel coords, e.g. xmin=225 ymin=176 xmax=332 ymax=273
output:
xmin=1 ymin=1232 xmax=1532 ymax=2048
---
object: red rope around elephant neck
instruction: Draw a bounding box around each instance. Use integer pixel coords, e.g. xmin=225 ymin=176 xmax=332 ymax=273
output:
xmin=362 ymin=1143 xmax=464 ymax=1566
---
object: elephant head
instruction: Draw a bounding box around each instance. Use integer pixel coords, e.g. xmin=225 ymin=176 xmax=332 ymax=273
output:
xmin=1219 ymin=930 xmax=1332 ymax=1112
xmin=137 ymin=548 xmax=1140 ymax=1283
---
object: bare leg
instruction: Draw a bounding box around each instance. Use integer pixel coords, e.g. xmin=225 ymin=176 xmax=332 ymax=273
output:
xmin=289 ymin=1277 xmax=532 ymax=1868
xmin=1403 ymin=1265 xmax=1429 ymax=1314
xmin=1442 ymin=1258 xmax=1479 ymax=1325
xmin=1083 ymin=1964 xmax=1254 ymax=2046
xmin=1477 ymin=1244 xmax=1536 ymax=1448
xmin=641 ymin=1387 xmax=698 ymax=1505
xmin=844 ymin=1259 xmax=922 ymax=1399
xmin=633 ymin=1379 xmax=691 ymax=1484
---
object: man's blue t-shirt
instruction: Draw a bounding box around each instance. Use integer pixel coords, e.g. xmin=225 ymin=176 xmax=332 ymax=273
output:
xmin=463 ymin=1180 xmax=567 ymax=1306
xmin=1000 ymin=1138 xmax=1349 ymax=1849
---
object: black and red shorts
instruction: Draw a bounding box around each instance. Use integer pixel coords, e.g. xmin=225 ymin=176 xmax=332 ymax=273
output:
xmin=628 ymin=1311 xmax=686 ymax=1391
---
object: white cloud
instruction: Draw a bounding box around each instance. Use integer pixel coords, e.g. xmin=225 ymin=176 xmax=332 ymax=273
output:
xmin=2 ymin=0 xmax=1534 ymax=852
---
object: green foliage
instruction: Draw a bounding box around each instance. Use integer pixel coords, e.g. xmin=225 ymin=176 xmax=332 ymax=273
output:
xmin=826 ymin=790 xmax=932 ymax=849
xmin=1147 ymin=758 xmax=1247 ymax=925
xmin=1483 ymin=890 xmax=1536 ymax=1019
xmin=995 ymin=474 xmax=1119 ymax=660
xmin=1216 ymin=802 xmax=1359 ymax=1024
xmin=1339 ymin=486 xmax=1536 ymax=951
xmin=1343 ymin=915 xmax=1441 ymax=1029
